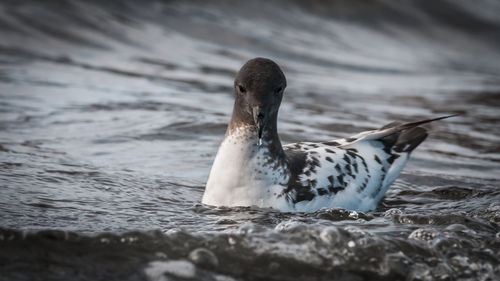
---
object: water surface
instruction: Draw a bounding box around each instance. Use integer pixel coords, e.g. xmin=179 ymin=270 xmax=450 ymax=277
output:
xmin=1 ymin=0 xmax=499 ymax=280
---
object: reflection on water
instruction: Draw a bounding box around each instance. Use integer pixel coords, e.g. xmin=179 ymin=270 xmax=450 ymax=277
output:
xmin=0 ymin=0 xmax=499 ymax=280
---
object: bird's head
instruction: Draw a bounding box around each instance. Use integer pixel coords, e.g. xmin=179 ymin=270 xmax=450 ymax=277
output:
xmin=232 ymin=57 xmax=287 ymax=142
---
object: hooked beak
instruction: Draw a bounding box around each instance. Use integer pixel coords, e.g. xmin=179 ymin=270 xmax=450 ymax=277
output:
xmin=252 ymin=106 xmax=267 ymax=144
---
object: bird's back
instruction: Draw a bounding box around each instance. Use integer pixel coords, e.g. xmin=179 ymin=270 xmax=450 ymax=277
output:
xmin=281 ymin=121 xmax=429 ymax=212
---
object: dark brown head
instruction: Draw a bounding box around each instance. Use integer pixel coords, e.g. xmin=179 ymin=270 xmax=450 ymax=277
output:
xmin=231 ymin=58 xmax=287 ymax=140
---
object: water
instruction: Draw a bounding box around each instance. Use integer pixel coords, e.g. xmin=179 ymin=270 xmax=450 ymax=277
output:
xmin=1 ymin=0 xmax=499 ymax=280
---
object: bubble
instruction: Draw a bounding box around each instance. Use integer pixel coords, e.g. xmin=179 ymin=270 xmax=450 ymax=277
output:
xmin=274 ymin=220 xmax=308 ymax=233
xmin=408 ymin=228 xmax=438 ymax=242
xmin=165 ymin=228 xmax=182 ymax=235
xmin=319 ymin=226 xmax=341 ymax=245
xmin=384 ymin=208 xmax=403 ymax=217
xmin=348 ymin=210 xmax=359 ymax=219
xmin=144 ymin=260 xmax=195 ymax=280
xmin=100 ymin=237 xmax=110 ymax=244
xmin=237 ymin=223 xmax=256 ymax=235
xmin=188 ymin=248 xmax=219 ymax=269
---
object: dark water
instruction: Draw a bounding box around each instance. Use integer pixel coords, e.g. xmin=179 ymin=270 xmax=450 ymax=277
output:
xmin=1 ymin=0 xmax=499 ymax=280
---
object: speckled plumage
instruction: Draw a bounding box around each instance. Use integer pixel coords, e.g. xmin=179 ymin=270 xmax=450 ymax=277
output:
xmin=202 ymin=57 xmax=454 ymax=212
xmin=279 ymin=132 xmax=408 ymax=211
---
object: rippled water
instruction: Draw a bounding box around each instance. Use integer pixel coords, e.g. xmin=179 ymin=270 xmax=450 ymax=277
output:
xmin=1 ymin=0 xmax=499 ymax=280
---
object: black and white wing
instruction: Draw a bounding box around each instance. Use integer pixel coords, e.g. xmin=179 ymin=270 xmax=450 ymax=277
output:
xmin=281 ymin=115 xmax=455 ymax=212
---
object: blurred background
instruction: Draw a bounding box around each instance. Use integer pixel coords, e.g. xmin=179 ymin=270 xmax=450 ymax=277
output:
xmin=0 ymin=1 xmax=499 ymax=280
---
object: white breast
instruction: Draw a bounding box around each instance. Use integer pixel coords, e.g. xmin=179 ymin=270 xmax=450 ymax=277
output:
xmin=203 ymin=127 xmax=290 ymax=209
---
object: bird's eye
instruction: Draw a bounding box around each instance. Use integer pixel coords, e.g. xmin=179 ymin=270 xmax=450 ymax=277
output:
xmin=238 ymin=85 xmax=246 ymax=93
xmin=275 ymin=87 xmax=282 ymax=94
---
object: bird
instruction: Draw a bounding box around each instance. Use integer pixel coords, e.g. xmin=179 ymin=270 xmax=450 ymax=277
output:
xmin=202 ymin=57 xmax=455 ymax=212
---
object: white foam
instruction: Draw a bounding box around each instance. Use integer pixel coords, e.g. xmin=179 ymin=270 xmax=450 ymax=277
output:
xmin=144 ymin=260 xmax=195 ymax=281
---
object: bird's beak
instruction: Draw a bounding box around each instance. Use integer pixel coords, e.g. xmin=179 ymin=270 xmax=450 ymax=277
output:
xmin=252 ymin=106 xmax=267 ymax=145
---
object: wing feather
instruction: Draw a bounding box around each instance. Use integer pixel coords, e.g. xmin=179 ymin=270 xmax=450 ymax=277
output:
xmin=342 ymin=114 xmax=457 ymax=146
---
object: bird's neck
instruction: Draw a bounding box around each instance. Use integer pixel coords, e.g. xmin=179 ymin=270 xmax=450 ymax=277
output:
xmin=227 ymin=115 xmax=285 ymax=161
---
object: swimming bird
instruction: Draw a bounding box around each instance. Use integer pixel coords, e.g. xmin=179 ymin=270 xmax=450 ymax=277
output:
xmin=202 ymin=57 xmax=454 ymax=212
